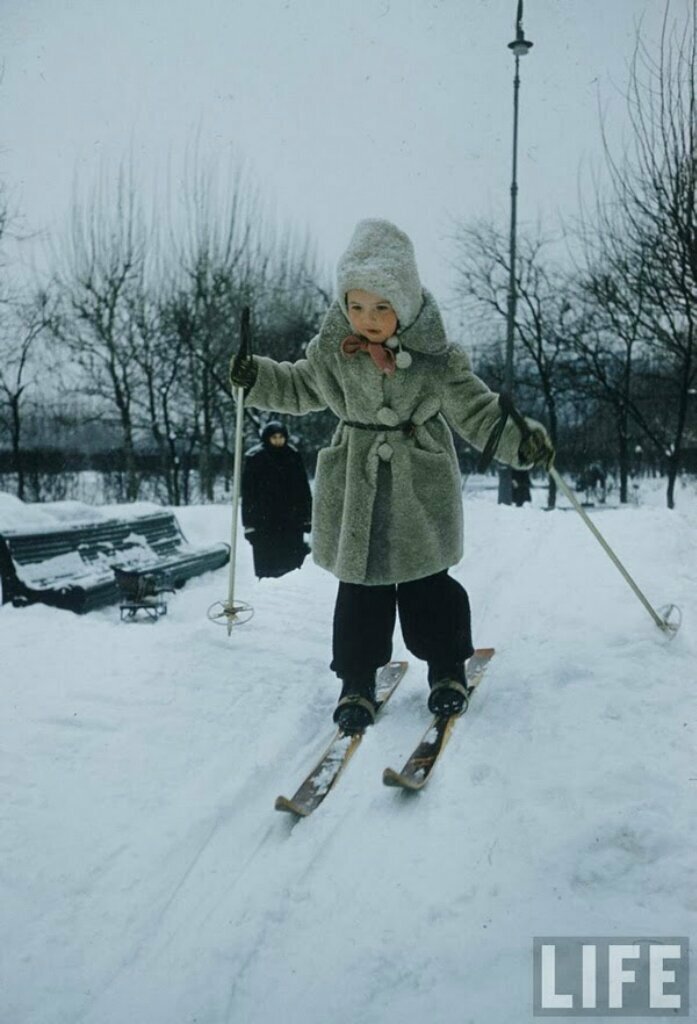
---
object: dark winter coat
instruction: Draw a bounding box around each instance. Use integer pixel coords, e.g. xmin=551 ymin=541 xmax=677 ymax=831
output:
xmin=241 ymin=423 xmax=312 ymax=579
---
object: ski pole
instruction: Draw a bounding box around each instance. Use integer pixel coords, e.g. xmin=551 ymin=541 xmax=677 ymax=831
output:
xmin=208 ymin=306 xmax=254 ymax=632
xmin=498 ymin=393 xmax=681 ymax=637
xmin=548 ymin=466 xmax=679 ymax=635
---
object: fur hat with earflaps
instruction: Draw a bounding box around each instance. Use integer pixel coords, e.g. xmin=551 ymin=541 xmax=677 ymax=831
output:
xmin=336 ymin=219 xmax=424 ymax=331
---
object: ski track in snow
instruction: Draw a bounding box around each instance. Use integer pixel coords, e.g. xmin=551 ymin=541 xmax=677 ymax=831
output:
xmin=1 ymin=482 xmax=696 ymax=1024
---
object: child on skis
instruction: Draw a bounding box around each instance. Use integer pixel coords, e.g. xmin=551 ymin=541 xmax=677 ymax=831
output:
xmin=230 ymin=219 xmax=553 ymax=734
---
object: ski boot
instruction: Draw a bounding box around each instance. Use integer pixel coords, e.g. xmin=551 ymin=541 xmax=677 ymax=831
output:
xmin=333 ymin=672 xmax=377 ymax=736
xmin=427 ymin=663 xmax=469 ymax=718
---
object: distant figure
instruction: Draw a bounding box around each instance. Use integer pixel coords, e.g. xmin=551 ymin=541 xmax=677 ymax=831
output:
xmin=241 ymin=421 xmax=312 ymax=579
xmin=577 ymin=463 xmax=607 ymax=504
xmin=511 ymin=469 xmax=532 ymax=507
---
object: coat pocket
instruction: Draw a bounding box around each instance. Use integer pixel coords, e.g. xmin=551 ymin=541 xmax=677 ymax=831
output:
xmin=406 ymin=445 xmax=462 ymax=512
xmin=314 ymin=439 xmax=350 ymax=527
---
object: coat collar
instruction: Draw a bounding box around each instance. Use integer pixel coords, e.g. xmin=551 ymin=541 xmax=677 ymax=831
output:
xmin=317 ymin=288 xmax=449 ymax=357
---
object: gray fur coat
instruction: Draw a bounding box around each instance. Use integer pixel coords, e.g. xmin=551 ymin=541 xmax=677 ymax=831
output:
xmin=242 ymin=291 xmax=534 ymax=585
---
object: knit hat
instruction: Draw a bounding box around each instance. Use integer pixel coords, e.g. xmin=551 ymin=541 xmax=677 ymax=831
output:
xmin=336 ymin=219 xmax=424 ymax=331
xmin=261 ymin=421 xmax=288 ymax=446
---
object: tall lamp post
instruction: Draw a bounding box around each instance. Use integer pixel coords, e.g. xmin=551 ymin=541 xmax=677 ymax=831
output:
xmin=498 ymin=0 xmax=533 ymax=505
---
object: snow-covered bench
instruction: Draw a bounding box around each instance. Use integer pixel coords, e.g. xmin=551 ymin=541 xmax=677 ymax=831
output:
xmin=0 ymin=505 xmax=230 ymax=614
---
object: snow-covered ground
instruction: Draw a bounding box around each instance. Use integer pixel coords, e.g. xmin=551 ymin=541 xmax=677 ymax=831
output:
xmin=1 ymin=479 xmax=695 ymax=1024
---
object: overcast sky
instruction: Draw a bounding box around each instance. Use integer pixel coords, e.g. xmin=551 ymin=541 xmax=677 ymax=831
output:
xmin=1 ymin=0 xmax=691 ymax=301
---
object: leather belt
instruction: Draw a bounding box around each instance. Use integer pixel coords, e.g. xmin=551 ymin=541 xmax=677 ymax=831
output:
xmin=342 ymin=419 xmax=416 ymax=437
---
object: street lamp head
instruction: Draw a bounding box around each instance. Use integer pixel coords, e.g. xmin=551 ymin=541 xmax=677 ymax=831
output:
xmin=508 ymin=34 xmax=533 ymax=57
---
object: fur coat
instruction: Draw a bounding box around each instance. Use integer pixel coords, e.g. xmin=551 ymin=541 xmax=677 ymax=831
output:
xmin=242 ymin=290 xmax=535 ymax=585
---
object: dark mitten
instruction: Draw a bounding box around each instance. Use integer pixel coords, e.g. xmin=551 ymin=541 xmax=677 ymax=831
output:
xmin=229 ymin=352 xmax=257 ymax=392
xmin=518 ymin=425 xmax=555 ymax=471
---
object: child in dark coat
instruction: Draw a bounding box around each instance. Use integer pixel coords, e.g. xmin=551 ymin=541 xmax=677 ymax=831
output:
xmin=241 ymin=421 xmax=312 ymax=579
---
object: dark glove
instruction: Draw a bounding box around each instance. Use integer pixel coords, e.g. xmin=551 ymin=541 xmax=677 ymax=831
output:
xmin=518 ymin=425 xmax=555 ymax=471
xmin=303 ymin=521 xmax=312 ymax=533
xmin=229 ymin=351 xmax=257 ymax=392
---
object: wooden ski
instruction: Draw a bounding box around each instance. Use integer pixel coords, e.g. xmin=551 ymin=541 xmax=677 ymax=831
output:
xmin=275 ymin=660 xmax=408 ymax=817
xmin=382 ymin=648 xmax=495 ymax=792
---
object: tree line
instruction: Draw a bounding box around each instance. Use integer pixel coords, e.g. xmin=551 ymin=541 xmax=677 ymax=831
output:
xmin=1 ymin=4 xmax=695 ymax=509
xmin=452 ymin=6 xmax=697 ymax=509
xmin=0 ymin=158 xmax=337 ymax=505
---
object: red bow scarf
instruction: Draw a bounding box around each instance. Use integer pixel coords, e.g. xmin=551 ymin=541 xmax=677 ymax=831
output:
xmin=340 ymin=334 xmax=396 ymax=376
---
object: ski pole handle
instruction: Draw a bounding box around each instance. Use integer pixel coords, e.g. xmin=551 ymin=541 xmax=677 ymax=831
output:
xmin=477 ymin=391 xmax=520 ymax=472
xmin=499 ymin=390 xmax=530 ymax=439
xmin=478 ymin=391 xmax=534 ymax=472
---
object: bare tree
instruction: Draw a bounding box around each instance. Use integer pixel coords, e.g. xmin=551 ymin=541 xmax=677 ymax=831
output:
xmin=593 ymin=2 xmax=697 ymax=507
xmin=0 ymin=294 xmax=51 ymax=499
xmin=451 ymin=221 xmax=578 ymax=507
xmin=570 ymin=228 xmax=660 ymax=502
xmin=157 ymin=158 xmax=264 ymax=500
xmin=49 ymin=166 xmax=149 ymax=500
xmin=0 ymin=183 xmax=53 ymax=499
xmin=162 ymin=168 xmax=332 ymax=494
xmin=36 ymin=141 xmax=332 ymax=503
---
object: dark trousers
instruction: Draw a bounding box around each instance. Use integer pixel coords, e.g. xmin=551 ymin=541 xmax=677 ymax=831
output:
xmin=331 ymin=570 xmax=474 ymax=681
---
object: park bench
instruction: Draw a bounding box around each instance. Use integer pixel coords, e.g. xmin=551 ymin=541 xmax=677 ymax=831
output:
xmin=0 ymin=510 xmax=230 ymax=614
